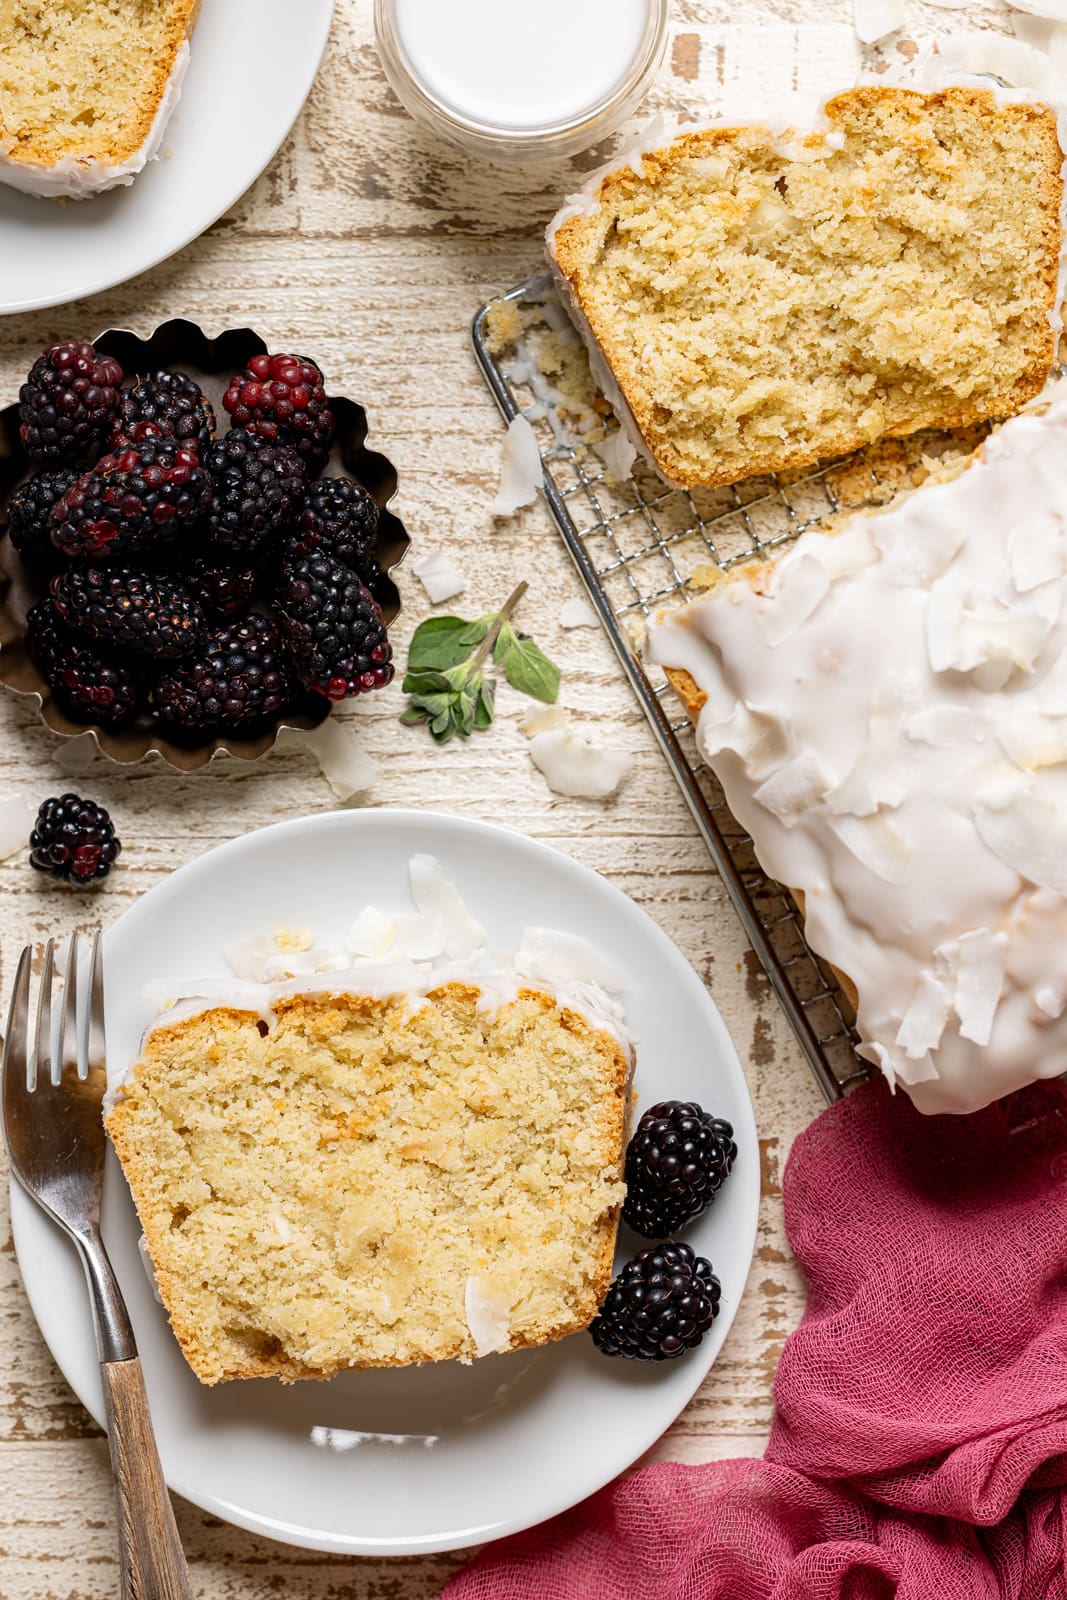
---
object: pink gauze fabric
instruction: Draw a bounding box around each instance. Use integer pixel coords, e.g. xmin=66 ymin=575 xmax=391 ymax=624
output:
xmin=443 ymin=1077 xmax=1067 ymax=1600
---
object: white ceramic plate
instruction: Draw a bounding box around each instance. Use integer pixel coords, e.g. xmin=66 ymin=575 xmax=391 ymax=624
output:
xmin=10 ymin=810 xmax=759 ymax=1555
xmin=0 ymin=0 xmax=335 ymax=315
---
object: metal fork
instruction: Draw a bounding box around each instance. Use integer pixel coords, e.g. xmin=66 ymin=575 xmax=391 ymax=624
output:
xmin=2 ymin=933 xmax=192 ymax=1600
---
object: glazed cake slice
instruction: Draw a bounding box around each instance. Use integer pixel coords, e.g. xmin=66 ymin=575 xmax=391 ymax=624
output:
xmin=106 ymin=968 xmax=630 ymax=1383
xmin=647 ymin=392 xmax=1067 ymax=1115
xmin=0 ymin=0 xmax=199 ymax=199
xmin=548 ymin=87 xmax=1064 ymax=488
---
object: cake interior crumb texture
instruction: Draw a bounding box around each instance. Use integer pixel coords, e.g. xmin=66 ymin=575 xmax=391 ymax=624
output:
xmin=106 ymin=985 xmax=629 ymax=1384
xmin=551 ymin=88 xmax=1064 ymax=488
xmin=0 ymin=0 xmax=199 ymax=170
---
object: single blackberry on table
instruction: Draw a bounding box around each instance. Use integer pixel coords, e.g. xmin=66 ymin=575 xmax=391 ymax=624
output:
xmin=223 ymin=352 xmax=335 ymax=472
xmin=182 ymin=552 xmax=257 ymax=620
xmin=590 ymin=1241 xmax=721 ymax=1362
xmin=29 ymin=793 xmax=120 ymax=886
xmin=275 ymin=553 xmax=393 ymax=701
xmin=109 ymin=371 xmax=216 ymax=455
xmin=153 ymin=613 xmax=299 ymax=735
xmin=623 ymin=1101 xmax=737 ymax=1239
xmin=203 ymin=428 xmax=305 ymax=557
xmin=26 ymin=602 xmax=142 ymax=728
xmin=49 ymin=438 xmax=212 ymax=562
xmin=279 ymin=477 xmax=379 ymax=573
xmin=6 ymin=468 xmax=80 ymax=574
xmin=50 ymin=567 xmax=206 ymax=662
xmin=18 ymin=341 xmax=123 ymax=464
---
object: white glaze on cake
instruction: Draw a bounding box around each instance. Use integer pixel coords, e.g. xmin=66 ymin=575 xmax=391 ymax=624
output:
xmin=0 ymin=41 xmax=190 ymax=199
xmin=647 ymin=393 xmax=1067 ymax=1114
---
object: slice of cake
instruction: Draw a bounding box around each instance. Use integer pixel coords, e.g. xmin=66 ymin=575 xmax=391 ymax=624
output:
xmin=548 ymin=87 xmax=1064 ymax=488
xmin=0 ymin=0 xmax=199 ymax=199
xmin=646 ymin=391 xmax=1067 ymax=1115
xmin=106 ymin=970 xmax=630 ymax=1383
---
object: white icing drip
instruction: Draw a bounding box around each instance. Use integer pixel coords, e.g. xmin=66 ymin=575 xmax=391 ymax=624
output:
xmin=0 ymin=42 xmax=190 ymax=200
xmin=647 ymin=394 xmax=1067 ymax=1114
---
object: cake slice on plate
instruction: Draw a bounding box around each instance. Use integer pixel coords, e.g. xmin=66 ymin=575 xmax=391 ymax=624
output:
xmin=548 ymin=87 xmax=1064 ymax=488
xmin=106 ymin=966 xmax=630 ymax=1382
xmin=0 ymin=0 xmax=199 ymax=198
xmin=647 ymin=392 xmax=1067 ymax=1115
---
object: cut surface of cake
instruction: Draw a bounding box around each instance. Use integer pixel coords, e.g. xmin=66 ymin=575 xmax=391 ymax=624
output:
xmin=548 ymin=86 xmax=1064 ymax=488
xmin=647 ymin=391 xmax=1067 ymax=1115
xmin=0 ymin=0 xmax=199 ymax=199
xmin=106 ymin=965 xmax=630 ymax=1383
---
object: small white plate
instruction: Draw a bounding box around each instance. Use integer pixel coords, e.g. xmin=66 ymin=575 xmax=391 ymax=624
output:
xmin=10 ymin=810 xmax=759 ymax=1555
xmin=0 ymin=0 xmax=334 ymax=316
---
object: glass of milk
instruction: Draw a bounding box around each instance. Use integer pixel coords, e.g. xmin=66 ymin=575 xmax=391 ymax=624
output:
xmin=374 ymin=0 xmax=669 ymax=164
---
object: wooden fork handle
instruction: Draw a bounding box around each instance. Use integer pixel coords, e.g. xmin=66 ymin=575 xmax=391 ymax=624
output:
xmin=101 ymin=1357 xmax=194 ymax=1600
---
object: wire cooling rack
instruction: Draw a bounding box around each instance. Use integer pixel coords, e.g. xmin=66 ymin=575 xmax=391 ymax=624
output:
xmin=471 ymin=272 xmax=980 ymax=1103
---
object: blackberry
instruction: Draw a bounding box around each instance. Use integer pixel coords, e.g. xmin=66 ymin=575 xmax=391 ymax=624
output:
xmin=590 ymin=1242 xmax=721 ymax=1361
xmin=275 ymin=554 xmax=393 ymax=701
xmin=7 ymin=468 xmax=80 ymax=575
xmin=223 ymin=352 xmax=335 ymax=472
xmin=27 ymin=602 xmax=142 ymax=728
xmin=29 ymin=793 xmax=120 ymax=886
xmin=153 ymin=614 xmax=299 ymax=735
xmin=623 ymin=1102 xmax=737 ymax=1239
xmin=182 ymin=553 xmax=257 ymax=620
xmin=203 ymin=428 xmax=305 ymax=557
xmin=109 ymin=371 xmax=216 ymax=455
xmin=279 ymin=477 xmax=379 ymax=574
xmin=51 ymin=567 xmax=205 ymax=662
xmin=18 ymin=341 xmax=123 ymax=464
xmin=49 ymin=439 xmax=212 ymax=562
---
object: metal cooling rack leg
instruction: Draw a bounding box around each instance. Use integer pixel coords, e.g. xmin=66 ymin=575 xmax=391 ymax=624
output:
xmin=471 ymin=300 xmax=842 ymax=1104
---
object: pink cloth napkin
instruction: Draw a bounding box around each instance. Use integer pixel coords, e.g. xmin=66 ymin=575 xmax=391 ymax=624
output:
xmin=444 ymin=1076 xmax=1067 ymax=1599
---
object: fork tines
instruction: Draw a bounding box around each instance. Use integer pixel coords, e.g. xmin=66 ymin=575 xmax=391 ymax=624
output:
xmin=4 ymin=930 xmax=104 ymax=1089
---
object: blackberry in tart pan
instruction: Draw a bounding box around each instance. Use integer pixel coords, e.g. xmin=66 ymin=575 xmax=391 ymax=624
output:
xmin=0 ymin=320 xmax=409 ymax=771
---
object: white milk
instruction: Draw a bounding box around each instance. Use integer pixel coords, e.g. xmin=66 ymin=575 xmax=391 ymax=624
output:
xmin=392 ymin=0 xmax=653 ymax=131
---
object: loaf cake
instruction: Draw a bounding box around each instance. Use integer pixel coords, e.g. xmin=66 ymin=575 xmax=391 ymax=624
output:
xmin=0 ymin=0 xmax=199 ymax=199
xmin=106 ymin=967 xmax=630 ymax=1383
xmin=647 ymin=391 xmax=1067 ymax=1115
xmin=548 ymin=87 xmax=1065 ymax=488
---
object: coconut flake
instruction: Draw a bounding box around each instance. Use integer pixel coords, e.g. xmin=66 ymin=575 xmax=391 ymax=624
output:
xmin=973 ymin=785 xmax=1067 ymax=893
xmin=803 ymin=525 xmax=879 ymax=583
xmin=827 ymin=812 xmax=912 ymax=883
xmin=1010 ymin=514 xmax=1066 ymax=594
xmin=895 ymin=971 xmax=953 ymax=1059
xmin=997 ymin=713 xmax=1067 ymax=771
xmin=875 ymin=520 xmax=964 ymax=588
xmin=1033 ymin=982 xmax=1067 ymax=1020
xmin=931 ymin=31 xmax=1062 ymax=96
xmin=926 ymin=585 xmax=1051 ymax=686
xmin=224 ymin=934 xmax=277 ymax=982
xmin=345 ymin=906 xmax=398 ymax=960
xmin=1006 ymin=0 xmax=1067 ymax=25
xmin=699 ymin=702 xmax=792 ymax=782
xmin=760 ymin=555 xmax=830 ymax=646
xmin=753 ymin=753 xmax=834 ymax=826
xmin=559 ymin=597 xmax=600 ymax=630
xmin=528 ymin=727 xmax=632 ymax=798
xmin=409 ymin=854 xmax=485 ymax=959
xmin=521 ymin=704 xmax=569 ymax=736
xmin=952 ymin=929 xmax=1006 ymax=1046
xmin=0 ymin=796 xmax=33 ymax=862
xmin=904 ymin=706 xmax=988 ymax=747
xmin=854 ymin=0 xmax=905 ymax=43
xmin=411 ymin=551 xmax=466 ymax=604
xmin=464 ymin=1277 xmax=512 ymax=1358
xmin=298 ymin=719 xmax=378 ymax=800
xmin=594 ymin=430 xmax=638 ymax=482
xmin=490 ymin=415 xmax=542 ymax=517
xmin=515 ymin=928 xmax=627 ymax=993
xmin=827 ymin=725 xmax=918 ymax=817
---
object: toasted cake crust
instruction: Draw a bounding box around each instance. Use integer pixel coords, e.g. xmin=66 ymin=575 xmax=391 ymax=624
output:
xmin=107 ymin=983 xmax=629 ymax=1384
xmin=551 ymin=87 xmax=1063 ymax=488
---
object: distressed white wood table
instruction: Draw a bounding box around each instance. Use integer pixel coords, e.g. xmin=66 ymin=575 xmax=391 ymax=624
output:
xmin=0 ymin=0 xmax=1008 ymax=1593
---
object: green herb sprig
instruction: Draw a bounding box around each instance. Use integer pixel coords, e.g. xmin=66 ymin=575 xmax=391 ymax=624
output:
xmin=400 ymin=582 xmax=561 ymax=744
